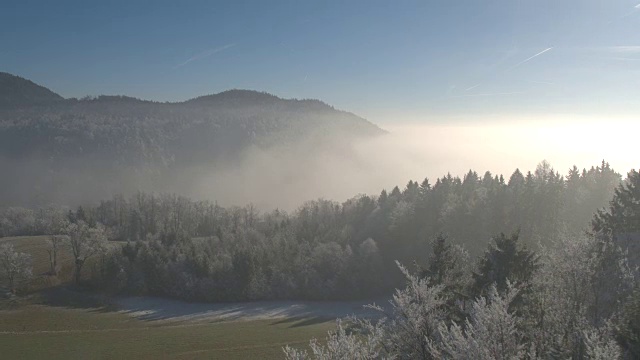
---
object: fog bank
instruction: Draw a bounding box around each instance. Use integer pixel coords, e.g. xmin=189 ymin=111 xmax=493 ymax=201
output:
xmin=188 ymin=116 xmax=637 ymax=210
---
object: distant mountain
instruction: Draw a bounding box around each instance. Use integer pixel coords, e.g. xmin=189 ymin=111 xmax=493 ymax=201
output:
xmin=0 ymin=73 xmax=384 ymax=206
xmin=0 ymin=72 xmax=64 ymax=108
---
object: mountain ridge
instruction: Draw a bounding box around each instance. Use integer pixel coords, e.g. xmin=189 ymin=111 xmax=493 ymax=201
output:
xmin=0 ymin=72 xmax=354 ymax=114
xmin=0 ymin=72 xmax=64 ymax=108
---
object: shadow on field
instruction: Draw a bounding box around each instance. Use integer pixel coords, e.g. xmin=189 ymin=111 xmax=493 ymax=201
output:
xmin=37 ymin=286 xmax=118 ymax=312
xmin=271 ymin=316 xmax=332 ymax=328
xmin=115 ymin=296 xmax=386 ymax=325
xmin=30 ymin=285 xmax=389 ymax=328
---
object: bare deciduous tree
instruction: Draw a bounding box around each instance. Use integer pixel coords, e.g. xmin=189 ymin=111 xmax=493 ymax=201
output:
xmin=0 ymin=243 xmax=32 ymax=293
xmin=40 ymin=208 xmax=69 ymax=276
xmin=48 ymin=235 xmax=63 ymax=276
xmin=66 ymin=221 xmax=107 ymax=285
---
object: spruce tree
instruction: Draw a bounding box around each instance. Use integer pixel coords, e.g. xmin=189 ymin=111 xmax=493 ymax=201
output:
xmin=471 ymin=231 xmax=539 ymax=301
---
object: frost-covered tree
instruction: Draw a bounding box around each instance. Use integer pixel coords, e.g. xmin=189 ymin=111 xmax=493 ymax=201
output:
xmin=422 ymin=234 xmax=471 ymax=291
xmin=39 ymin=207 xmax=69 ymax=275
xmin=283 ymin=319 xmax=389 ymax=360
xmin=616 ymin=287 xmax=640 ymax=359
xmin=429 ymin=283 xmax=525 ymax=360
xmin=285 ymin=262 xmax=448 ymax=359
xmin=0 ymin=243 xmax=32 ymax=293
xmin=373 ymin=262 xmax=447 ymax=359
xmin=420 ymin=234 xmax=471 ymax=322
xmin=66 ymin=221 xmax=107 ymax=284
xmin=526 ymin=233 xmax=631 ymax=358
xmin=528 ymin=234 xmax=594 ymax=356
xmin=583 ymin=327 xmax=622 ymax=360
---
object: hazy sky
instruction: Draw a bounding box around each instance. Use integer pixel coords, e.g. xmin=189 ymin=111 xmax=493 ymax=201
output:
xmin=2 ymin=0 xmax=639 ymax=123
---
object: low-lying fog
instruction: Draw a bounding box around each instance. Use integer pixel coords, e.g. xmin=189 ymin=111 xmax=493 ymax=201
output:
xmin=1 ymin=115 xmax=634 ymax=209
xmin=191 ymin=116 xmax=637 ymax=210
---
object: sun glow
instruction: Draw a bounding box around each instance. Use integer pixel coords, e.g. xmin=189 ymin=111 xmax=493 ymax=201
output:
xmin=380 ymin=116 xmax=638 ymax=180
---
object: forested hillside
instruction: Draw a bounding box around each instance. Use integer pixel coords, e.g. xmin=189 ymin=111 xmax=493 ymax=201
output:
xmin=0 ymin=73 xmax=383 ymax=206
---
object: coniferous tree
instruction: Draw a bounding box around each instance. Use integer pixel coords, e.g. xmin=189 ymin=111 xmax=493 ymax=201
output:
xmin=592 ymin=169 xmax=640 ymax=293
xmin=616 ymin=287 xmax=640 ymax=359
xmin=593 ymin=169 xmax=640 ymax=240
xmin=471 ymin=231 xmax=539 ymax=302
xmin=421 ymin=234 xmax=471 ymax=322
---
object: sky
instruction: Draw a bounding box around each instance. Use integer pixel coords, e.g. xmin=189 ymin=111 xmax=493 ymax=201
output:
xmin=1 ymin=0 xmax=639 ymax=124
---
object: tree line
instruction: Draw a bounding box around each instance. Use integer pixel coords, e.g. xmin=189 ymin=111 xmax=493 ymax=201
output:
xmin=0 ymin=160 xmax=625 ymax=302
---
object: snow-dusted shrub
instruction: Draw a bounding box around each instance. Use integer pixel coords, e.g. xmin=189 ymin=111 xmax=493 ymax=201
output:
xmin=283 ymin=319 xmax=389 ymax=360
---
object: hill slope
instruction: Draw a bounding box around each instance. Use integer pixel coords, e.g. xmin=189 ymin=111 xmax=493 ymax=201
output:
xmin=0 ymin=72 xmax=64 ymax=108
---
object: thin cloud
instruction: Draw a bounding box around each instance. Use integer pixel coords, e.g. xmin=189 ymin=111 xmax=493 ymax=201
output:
xmin=506 ymin=47 xmax=553 ymax=72
xmin=175 ymin=43 xmax=236 ymax=68
xmin=608 ymin=46 xmax=640 ymax=53
xmin=601 ymin=57 xmax=640 ymax=61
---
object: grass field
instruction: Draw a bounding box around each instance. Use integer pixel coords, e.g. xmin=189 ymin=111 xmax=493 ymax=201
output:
xmin=0 ymin=235 xmax=76 ymax=291
xmin=0 ymin=304 xmax=333 ymax=359
xmin=0 ymin=236 xmax=336 ymax=359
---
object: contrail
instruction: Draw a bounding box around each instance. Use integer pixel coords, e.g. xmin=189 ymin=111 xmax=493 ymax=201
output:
xmin=450 ymin=92 xmax=524 ymax=99
xmin=465 ymin=84 xmax=481 ymax=92
xmin=615 ymin=3 xmax=639 ymax=21
xmin=506 ymin=47 xmax=553 ymax=71
xmin=525 ymin=80 xmax=555 ymax=85
xmin=175 ymin=43 xmax=236 ymax=68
